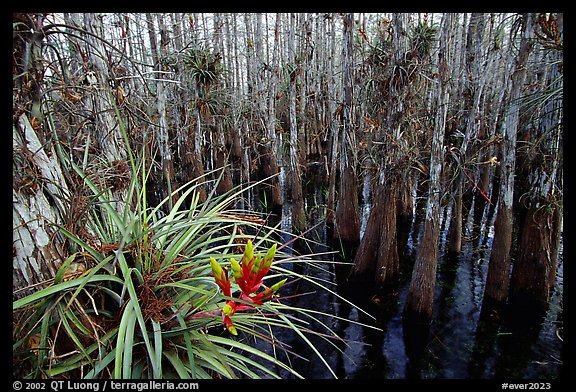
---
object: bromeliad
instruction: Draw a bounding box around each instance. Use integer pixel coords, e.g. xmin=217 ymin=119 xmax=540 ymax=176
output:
xmin=209 ymin=240 xmax=287 ymax=335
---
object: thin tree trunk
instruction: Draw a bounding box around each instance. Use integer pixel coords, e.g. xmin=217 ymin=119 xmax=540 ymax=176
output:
xmin=325 ymin=15 xmax=338 ymax=226
xmin=230 ymin=14 xmax=243 ymax=163
xmin=404 ymin=13 xmax=453 ymax=322
xmin=447 ymin=184 xmax=463 ymax=255
xmin=183 ymin=14 xmax=207 ymax=203
xmin=288 ymin=13 xmax=306 ymax=231
xmin=447 ymin=13 xmax=486 ymax=255
xmin=267 ymin=13 xmax=282 ymax=161
xmin=473 ymin=16 xmax=501 ymax=227
xmin=334 ymin=13 xmax=360 ymax=244
xmin=298 ymin=14 xmax=311 ymax=169
xmin=148 ymin=13 xmax=178 ymax=207
xmin=397 ymin=174 xmax=415 ymax=253
xmin=83 ymin=13 xmax=129 ymax=213
xmin=83 ymin=13 xmax=128 ymax=165
xmin=223 ymin=13 xmax=242 ymax=176
xmin=212 ymin=13 xmax=233 ymax=196
xmin=266 ymin=14 xmax=284 ymax=210
xmin=255 ymin=13 xmax=282 ymax=210
xmin=214 ymin=125 xmax=234 ymax=195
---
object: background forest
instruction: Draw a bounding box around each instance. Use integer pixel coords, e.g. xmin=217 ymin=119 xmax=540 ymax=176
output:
xmin=13 ymin=13 xmax=563 ymax=380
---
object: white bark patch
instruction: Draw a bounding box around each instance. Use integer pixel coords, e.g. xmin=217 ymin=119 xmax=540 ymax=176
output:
xmin=17 ymin=115 xmax=70 ymax=212
xmin=425 ymin=201 xmax=435 ymax=221
xmin=13 ymin=115 xmax=65 ymax=293
xmin=13 ymin=188 xmax=56 ymax=285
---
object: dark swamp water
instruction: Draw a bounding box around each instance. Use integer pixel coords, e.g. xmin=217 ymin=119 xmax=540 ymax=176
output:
xmin=231 ymin=165 xmax=564 ymax=381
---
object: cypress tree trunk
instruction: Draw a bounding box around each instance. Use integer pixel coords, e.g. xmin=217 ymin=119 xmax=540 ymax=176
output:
xmin=375 ymin=177 xmax=400 ymax=287
xmin=256 ymin=10 xmax=283 ymax=216
xmin=509 ymin=15 xmax=562 ymax=314
xmin=483 ymin=206 xmax=513 ymax=306
xmin=509 ymin=206 xmax=561 ymax=313
xmin=12 ymin=16 xmax=67 ymax=300
xmin=482 ymin=14 xmax=534 ymax=312
xmin=325 ymin=15 xmax=338 ymax=226
xmin=211 ymin=14 xmax=233 ymax=197
xmin=214 ymin=125 xmax=234 ymax=196
xmin=267 ymin=13 xmax=282 ymax=161
xmin=350 ymin=181 xmax=385 ymax=281
xmin=13 ymin=115 xmax=69 ymax=299
xmin=404 ymin=13 xmax=453 ymax=322
xmin=224 ymin=14 xmax=243 ymax=167
xmin=447 ymin=13 xmax=486 ymax=255
xmin=350 ymin=173 xmax=399 ymax=288
xmin=447 ymin=185 xmax=463 ymax=255
xmin=257 ymin=144 xmax=283 ymax=212
xmin=288 ymin=13 xmax=306 ymax=232
xmin=473 ymin=15 xmax=502 ymax=229
xmin=82 ymin=13 xmax=130 ymax=212
xmin=183 ymin=112 xmax=207 ymax=203
xmin=184 ymin=15 xmax=208 ymax=203
xmin=298 ymin=14 xmax=311 ymax=170
xmin=334 ymin=13 xmax=360 ymax=244
xmin=351 ymin=13 xmax=419 ymax=286
xmin=148 ymin=14 xmax=178 ymax=206
xmin=254 ymin=13 xmax=282 ymax=210
xmin=397 ymin=174 xmax=414 ymax=245
xmin=325 ymin=117 xmax=338 ymax=226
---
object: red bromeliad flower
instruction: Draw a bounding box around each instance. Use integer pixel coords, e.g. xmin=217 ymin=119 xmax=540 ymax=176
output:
xmin=209 ymin=240 xmax=287 ymax=335
xmin=209 ymin=256 xmax=231 ymax=297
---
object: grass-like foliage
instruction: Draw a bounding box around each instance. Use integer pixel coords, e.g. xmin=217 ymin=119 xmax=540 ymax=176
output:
xmin=13 ymin=126 xmax=373 ymax=379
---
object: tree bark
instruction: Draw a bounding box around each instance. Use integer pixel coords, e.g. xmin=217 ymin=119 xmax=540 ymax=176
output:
xmin=224 ymin=14 xmax=243 ymax=165
xmin=254 ymin=13 xmax=282 ymax=210
xmin=288 ymin=13 xmax=306 ymax=231
xmin=350 ymin=173 xmax=400 ymax=288
xmin=148 ymin=13 xmax=178 ymax=207
xmin=212 ymin=13 xmax=234 ymax=196
xmin=185 ymin=14 xmax=208 ymax=203
xmin=482 ymin=14 xmax=535 ymax=310
xmin=214 ymin=126 xmax=234 ymax=196
xmin=447 ymin=13 xmax=487 ymax=255
xmin=509 ymin=205 xmax=561 ymax=312
xmin=83 ymin=15 xmax=129 ymax=160
xmin=13 ymin=115 xmax=69 ymax=299
xmin=334 ymin=13 xmax=360 ymax=244
xmin=375 ymin=178 xmax=400 ymax=287
xmin=325 ymin=15 xmax=339 ymax=226
xmin=509 ymin=14 xmax=562 ymax=313
xmin=350 ymin=182 xmax=386 ymax=281
xmin=404 ymin=13 xmax=453 ymax=322
xmin=267 ymin=13 xmax=282 ymax=160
